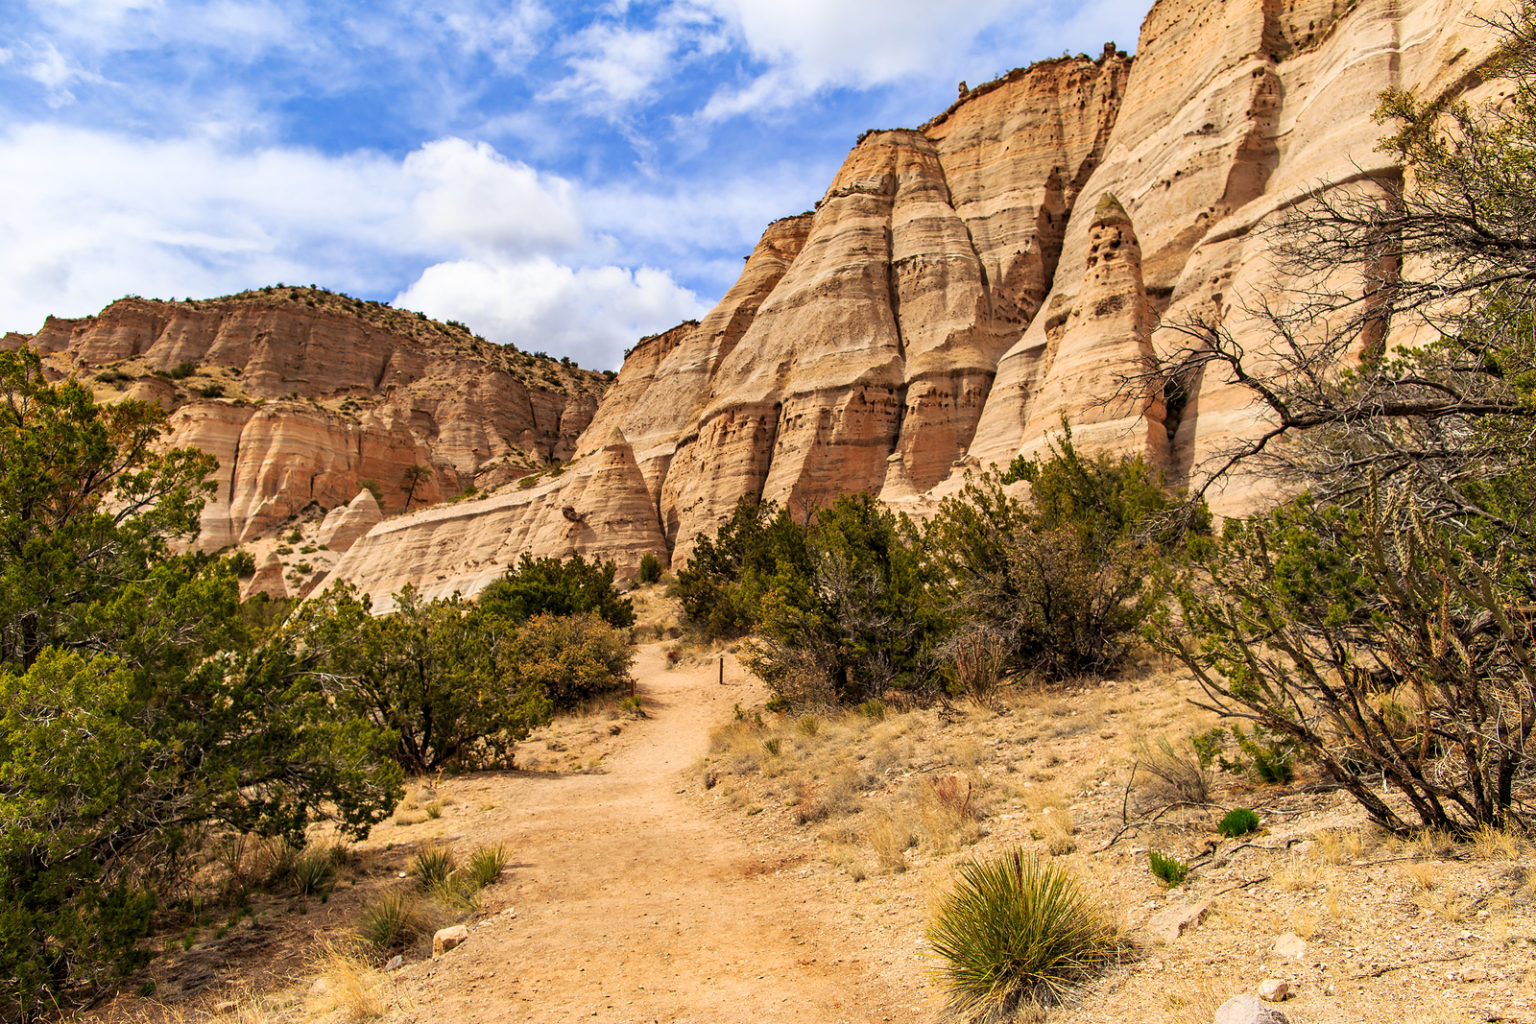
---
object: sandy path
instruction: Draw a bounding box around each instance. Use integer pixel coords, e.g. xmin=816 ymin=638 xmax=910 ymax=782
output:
xmin=387 ymin=644 xmax=916 ymax=1024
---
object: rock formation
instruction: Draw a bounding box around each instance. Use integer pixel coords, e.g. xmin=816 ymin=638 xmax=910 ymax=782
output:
xmin=325 ymin=0 xmax=1503 ymax=608
xmin=2 ymin=288 xmax=609 ymax=550
xmin=9 ymin=0 xmax=1504 ymax=608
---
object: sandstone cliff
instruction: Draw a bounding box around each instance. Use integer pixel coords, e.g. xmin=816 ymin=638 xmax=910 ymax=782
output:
xmin=3 ymin=287 xmax=609 ymax=559
xmin=197 ymin=0 xmax=1522 ymax=605
xmin=329 ymin=0 xmax=1504 ymax=606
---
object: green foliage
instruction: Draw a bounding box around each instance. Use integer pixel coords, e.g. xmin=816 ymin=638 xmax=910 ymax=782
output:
xmin=505 ymin=611 xmax=634 ymax=711
xmin=359 ymin=478 xmax=384 ymax=506
xmin=0 ymin=350 xmax=402 ymax=1017
xmin=1147 ymin=850 xmax=1189 ymax=887
xmin=747 ymin=494 xmax=951 ymax=706
xmin=478 ymin=552 xmax=635 ymax=629
xmin=926 ymin=849 xmax=1121 ymax=1021
xmin=300 ymin=584 xmax=552 ymax=773
xmin=287 ymin=848 xmax=337 ymax=896
xmin=412 ymin=846 xmax=456 ymax=888
xmin=636 ymin=552 xmax=663 ymax=584
xmin=465 ymin=845 xmax=509 ymax=888
xmin=675 ymin=496 xmax=812 ymax=640
xmin=196 ymin=382 xmax=225 ymax=399
xmin=1218 ymin=809 xmax=1261 ymax=839
xmin=227 ymin=550 xmax=257 ymax=577
xmin=928 ymin=430 xmax=1202 ymax=680
xmin=357 ymin=892 xmax=427 ymax=952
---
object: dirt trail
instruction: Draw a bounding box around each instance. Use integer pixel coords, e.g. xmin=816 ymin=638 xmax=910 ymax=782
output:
xmin=387 ymin=644 xmax=918 ymax=1024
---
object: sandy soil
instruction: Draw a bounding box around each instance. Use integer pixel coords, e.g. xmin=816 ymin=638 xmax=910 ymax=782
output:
xmin=376 ymin=642 xmax=928 ymax=1024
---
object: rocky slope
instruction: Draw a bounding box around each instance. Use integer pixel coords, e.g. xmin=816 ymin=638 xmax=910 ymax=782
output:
xmin=329 ymin=0 xmax=1504 ymax=607
xmin=1 ymin=287 xmax=608 ymax=568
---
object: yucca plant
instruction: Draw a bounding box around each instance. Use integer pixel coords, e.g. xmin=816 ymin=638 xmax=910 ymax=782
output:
xmin=412 ymin=845 xmax=456 ymax=887
xmin=357 ymin=892 xmax=423 ymax=952
xmin=927 ymin=849 xmax=1122 ymax=1021
xmin=465 ymin=844 xmax=510 ymax=889
xmin=290 ymin=847 xmax=337 ymax=896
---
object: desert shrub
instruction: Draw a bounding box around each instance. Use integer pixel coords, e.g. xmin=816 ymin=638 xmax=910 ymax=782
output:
xmin=504 ymin=611 xmax=634 ymax=710
xmin=465 ymin=845 xmax=509 ymax=888
xmin=0 ymin=348 xmax=401 ymax=1018
xmin=226 ymin=550 xmax=257 ymax=577
xmin=196 ymin=382 xmax=225 ymax=399
xmin=357 ymin=892 xmax=428 ymax=952
xmin=748 ymin=494 xmax=951 ymax=706
xmin=1135 ymin=735 xmax=1210 ymax=805
xmin=927 ymin=432 xmax=1203 ymax=680
xmin=478 ymin=552 xmax=634 ymax=628
xmin=674 ymin=496 xmax=812 ymax=640
xmin=289 ymin=847 xmax=337 ymax=896
xmin=927 ymin=849 xmax=1121 ymax=1021
xmin=412 ymin=846 xmax=455 ymax=888
xmin=948 ymin=626 xmax=1006 ymax=705
xmin=637 ymin=553 xmax=663 ymax=584
xmin=1218 ymin=808 xmax=1261 ymax=838
xmin=300 ymin=584 xmax=552 ymax=772
xmin=1148 ymin=849 xmax=1190 ymax=887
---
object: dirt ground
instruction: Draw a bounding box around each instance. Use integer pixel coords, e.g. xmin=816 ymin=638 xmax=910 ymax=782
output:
xmin=93 ymin=614 xmax=1536 ymax=1024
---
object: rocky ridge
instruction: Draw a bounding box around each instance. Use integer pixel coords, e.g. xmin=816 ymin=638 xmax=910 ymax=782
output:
xmin=325 ymin=0 xmax=1504 ymax=608
xmin=2 ymin=288 xmax=608 ymax=573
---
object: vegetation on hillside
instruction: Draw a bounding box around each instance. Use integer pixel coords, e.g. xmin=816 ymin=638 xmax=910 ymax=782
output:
xmin=0 ymin=348 xmax=636 ymax=1016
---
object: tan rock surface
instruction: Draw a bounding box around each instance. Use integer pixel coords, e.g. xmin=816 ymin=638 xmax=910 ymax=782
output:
xmin=317 ymin=489 xmax=384 ymax=553
xmin=3 ymin=287 xmax=607 ymax=549
xmin=328 ymin=0 xmax=1501 ymax=595
xmin=15 ymin=0 xmax=1494 ymax=598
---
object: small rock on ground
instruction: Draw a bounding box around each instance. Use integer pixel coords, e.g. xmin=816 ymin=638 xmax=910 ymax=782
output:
xmin=1272 ymin=931 xmax=1307 ymax=959
xmin=433 ymin=924 xmax=469 ymax=958
xmin=1150 ymin=900 xmax=1211 ymax=944
xmin=384 ymin=954 xmax=404 ymax=971
xmin=1257 ymin=978 xmax=1290 ymax=1002
xmin=1214 ymin=994 xmax=1290 ymax=1024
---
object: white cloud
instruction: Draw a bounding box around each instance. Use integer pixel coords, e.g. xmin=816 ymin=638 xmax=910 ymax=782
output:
xmin=405 ymin=138 xmax=584 ymax=256
xmin=0 ymin=124 xmax=713 ymax=368
xmin=394 ymin=257 xmax=704 ymax=367
xmin=697 ymin=0 xmax=1148 ymax=121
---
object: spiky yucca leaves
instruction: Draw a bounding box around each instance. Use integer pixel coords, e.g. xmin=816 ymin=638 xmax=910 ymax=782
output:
xmin=465 ymin=844 xmax=510 ymax=888
xmin=927 ymin=849 xmax=1122 ymax=1021
xmin=412 ymin=845 xmax=455 ymax=887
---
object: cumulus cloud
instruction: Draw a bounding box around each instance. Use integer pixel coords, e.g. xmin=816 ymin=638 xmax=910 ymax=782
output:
xmin=405 ymin=138 xmax=584 ymax=256
xmin=395 ymin=257 xmax=705 ymax=367
xmin=0 ymin=124 xmax=711 ymax=368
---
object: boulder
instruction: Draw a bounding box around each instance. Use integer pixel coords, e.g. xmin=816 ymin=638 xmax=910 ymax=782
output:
xmin=432 ymin=924 xmax=469 ymax=958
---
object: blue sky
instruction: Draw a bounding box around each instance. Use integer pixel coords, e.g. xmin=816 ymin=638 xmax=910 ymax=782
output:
xmin=0 ymin=0 xmax=1148 ymax=369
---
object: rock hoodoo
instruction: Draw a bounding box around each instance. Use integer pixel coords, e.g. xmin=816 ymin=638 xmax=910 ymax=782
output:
xmin=7 ymin=0 xmax=1505 ymax=607
xmin=326 ymin=0 xmax=1502 ymax=607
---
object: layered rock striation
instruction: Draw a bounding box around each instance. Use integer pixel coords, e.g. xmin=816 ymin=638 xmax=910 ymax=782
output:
xmin=332 ymin=0 xmax=1505 ymax=606
xmin=3 ymin=288 xmax=608 ymax=549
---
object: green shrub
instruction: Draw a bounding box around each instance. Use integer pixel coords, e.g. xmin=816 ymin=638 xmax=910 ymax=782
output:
xmin=503 ymin=611 xmax=634 ymax=711
xmin=196 ymin=383 xmax=225 ymax=399
xmin=357 ymin=892 xmax=426 ymax=951
xmin=927 ymin=431 xmax=1204 ymax=680
xmin=465 ymin=845 xmax=510 ymax=889
xmin=412 ymin=846 xmax=455 ymax=888
xmin=926 ymin=849 xmax=1122 ymax=1021
xmin=1218 ymin=808 xmax=1261 ymax=838
xmin=747 ymin=494 xmax=951 ymax=706
xmin=1148 ymin=850 xmax=1189 ymax=887
xmin=637 ymin=553 xmax=663 ymax=584
xmin=478 ymin=552 xmax=634 ymax=628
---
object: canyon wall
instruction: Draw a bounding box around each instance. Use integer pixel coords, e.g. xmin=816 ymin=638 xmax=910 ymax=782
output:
xmin=2 ymin=288 xmax=607 ymax=557
xmin=329 ymin=0 xmax=1505 ymax=607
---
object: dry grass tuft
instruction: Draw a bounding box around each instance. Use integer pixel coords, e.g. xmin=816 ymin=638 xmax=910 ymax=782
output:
xmin=309 ymin=943 xmax=389 ymax=1020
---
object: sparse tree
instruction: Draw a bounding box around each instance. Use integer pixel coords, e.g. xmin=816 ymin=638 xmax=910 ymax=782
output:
xmin=400 ymin=462 xmax=431 ymax=508
xmin=1143 ymin=5 xmax=1536 ymax=835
